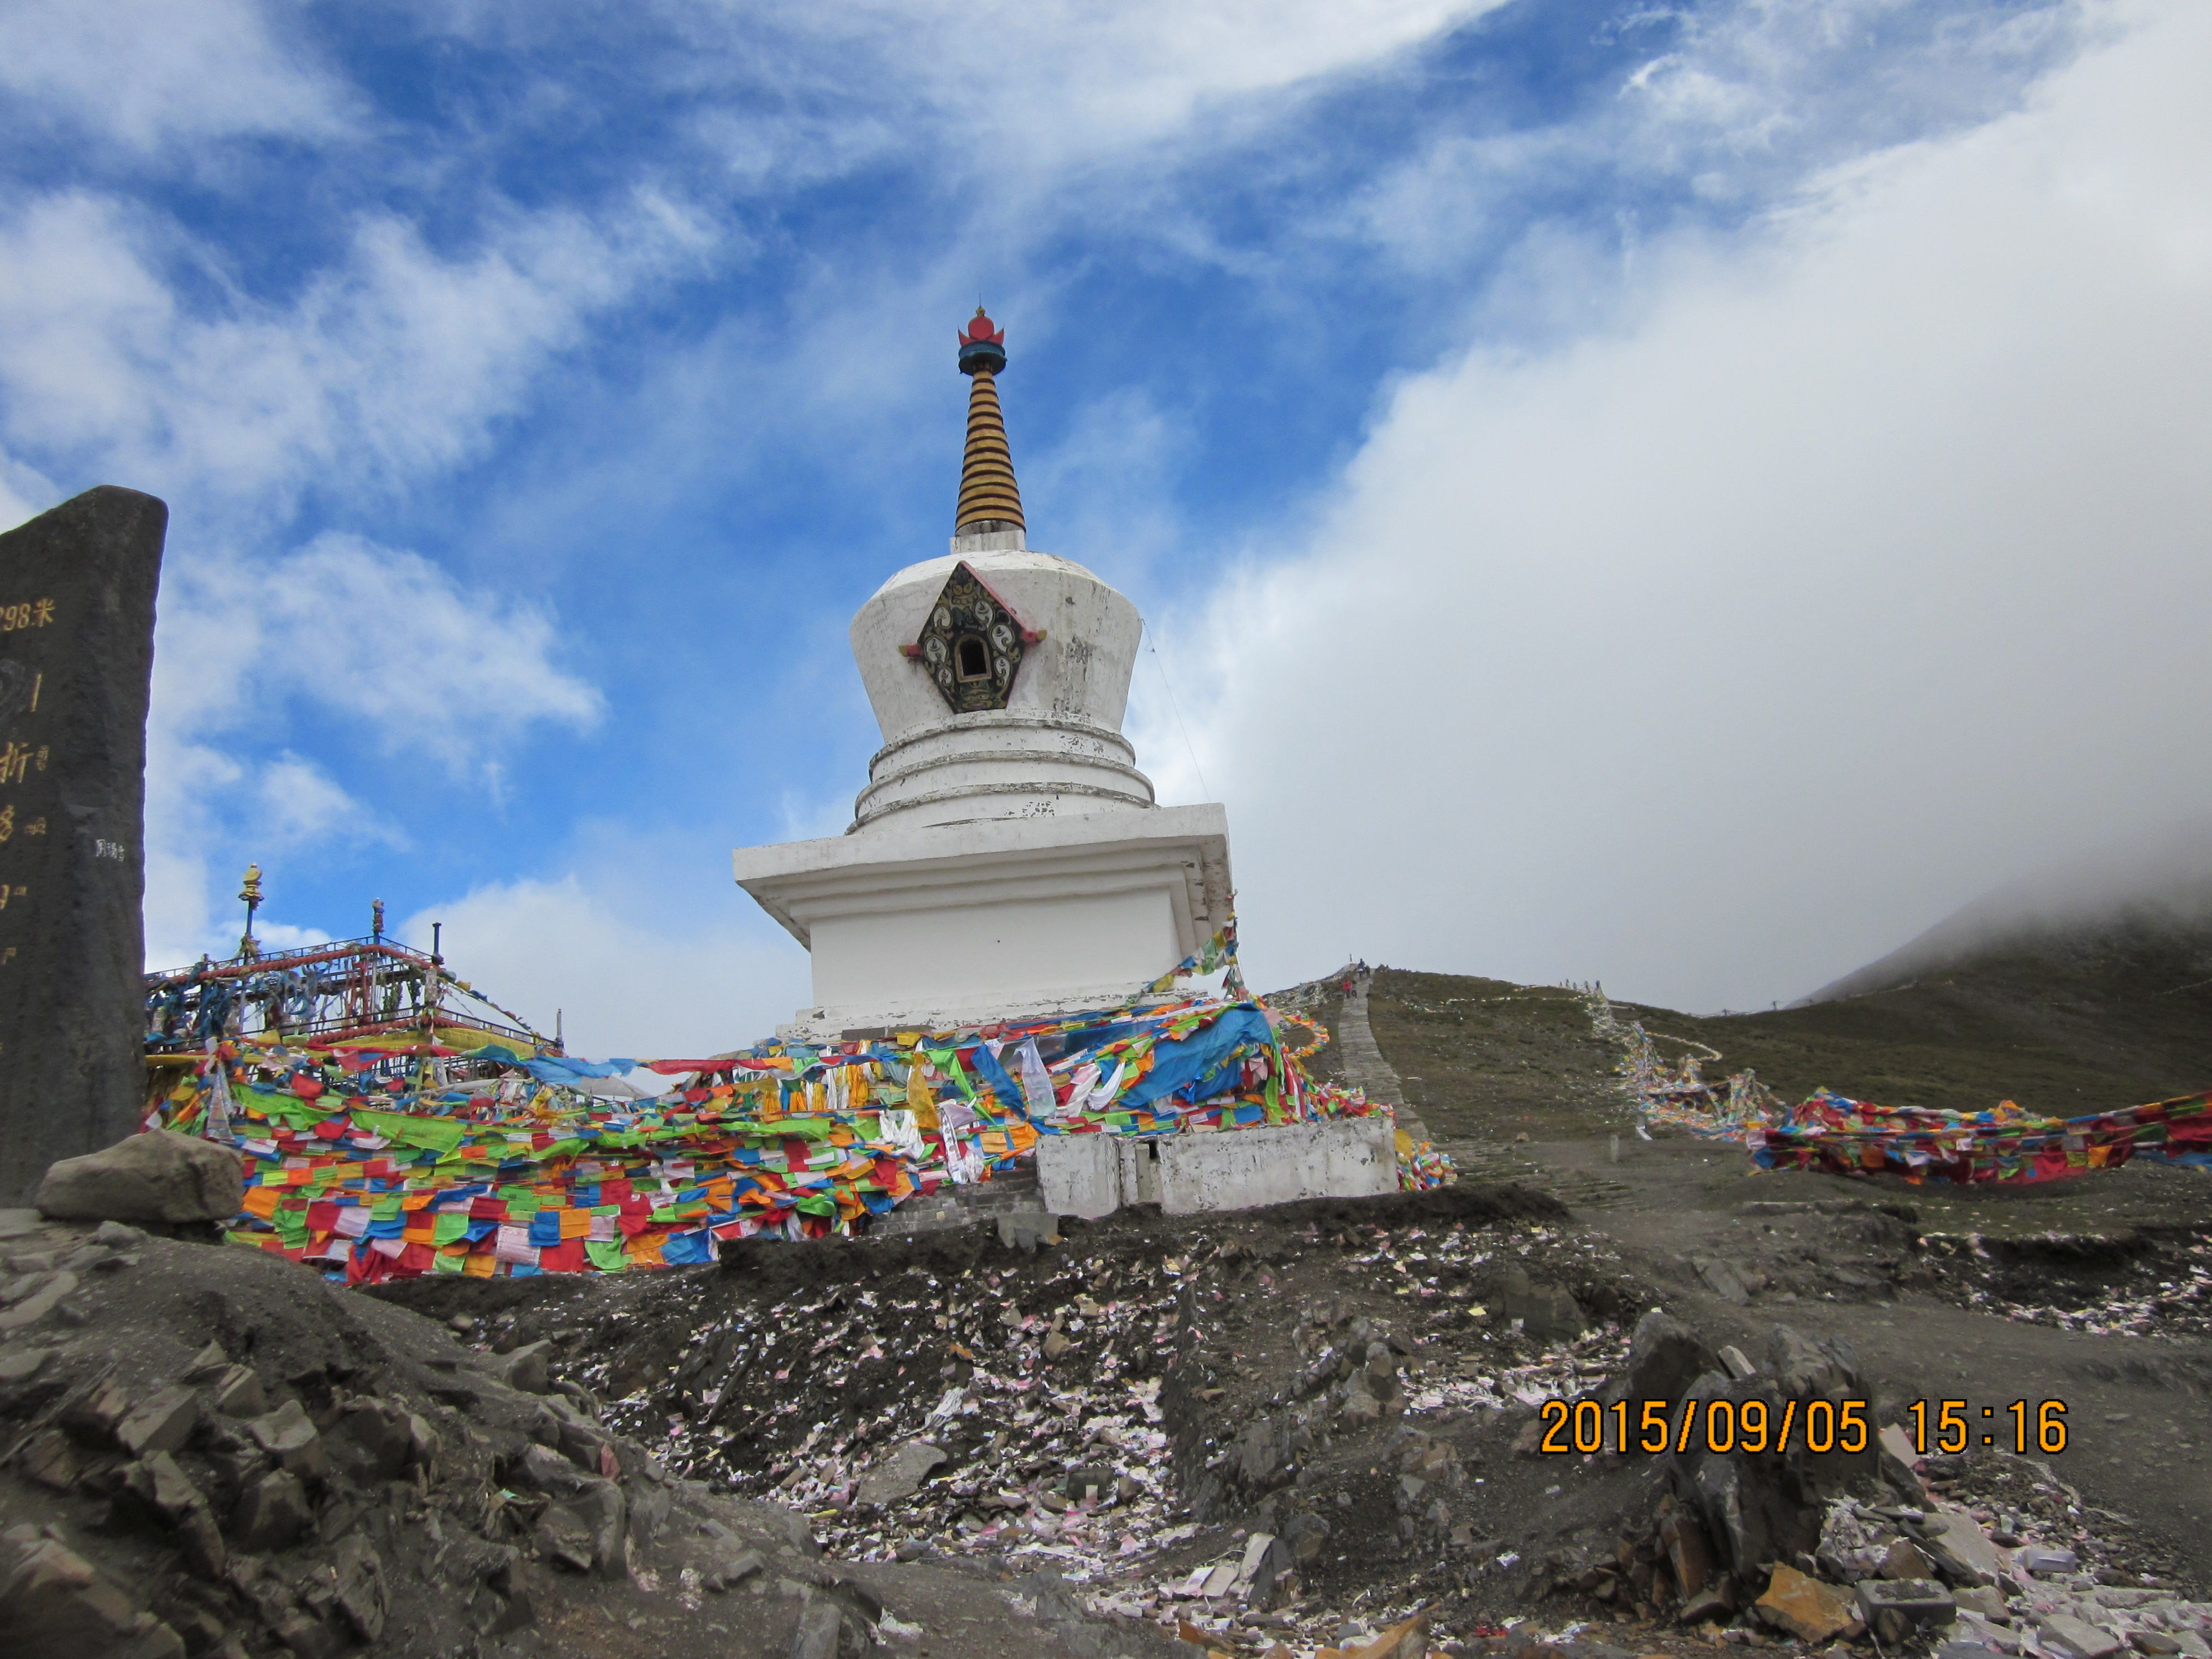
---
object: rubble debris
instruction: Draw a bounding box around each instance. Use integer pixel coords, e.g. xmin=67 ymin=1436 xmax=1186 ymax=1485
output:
xmin=0 ymin=1530 xmax=186 ymax=1658
xmin=1759 ymin=1562 xmax=1859 ymax=1642
xmin=854 ymin=1442 xmax=947 ymax=1506
xmin=1856 ymin=1576 xmax=1957 ymax=1641
xmin=1924 ymin=1232 xmax=2212 ymax=1342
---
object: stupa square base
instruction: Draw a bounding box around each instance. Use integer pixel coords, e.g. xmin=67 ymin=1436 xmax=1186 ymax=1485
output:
xmin=732 ymin=802 xmax=1232 ymax=1041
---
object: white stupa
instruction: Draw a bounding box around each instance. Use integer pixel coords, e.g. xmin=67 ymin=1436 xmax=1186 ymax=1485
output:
xmin=732 ymin=310 xmax=1233 ymax=1040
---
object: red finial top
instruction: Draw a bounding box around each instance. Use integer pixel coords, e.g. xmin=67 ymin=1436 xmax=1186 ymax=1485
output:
xmin=959 ymin=307 xmax=1005 ymax=348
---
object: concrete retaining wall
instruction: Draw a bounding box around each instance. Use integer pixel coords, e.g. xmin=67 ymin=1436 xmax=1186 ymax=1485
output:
xmin=1036 ymin=1135 xmax=1120 ymax=1218
xmin=1035 ymin=1119 xmax=1396 ymax=1220
xmin=1154 ymin=1119 xmax=1396 ymax=1214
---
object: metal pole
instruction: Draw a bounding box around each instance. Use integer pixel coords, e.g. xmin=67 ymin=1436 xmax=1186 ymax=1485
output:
xmin=420 ymin=923 xmax=442 ymax=1092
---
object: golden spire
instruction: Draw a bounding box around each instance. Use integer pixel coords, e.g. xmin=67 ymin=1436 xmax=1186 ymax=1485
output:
xmin=954 ymin=308 xmax=1024 ymax=536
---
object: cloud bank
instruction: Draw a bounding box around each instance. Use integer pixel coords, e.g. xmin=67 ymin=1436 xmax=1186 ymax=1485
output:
xmin=1154 ymin=0 xmax=2212 ymax=1011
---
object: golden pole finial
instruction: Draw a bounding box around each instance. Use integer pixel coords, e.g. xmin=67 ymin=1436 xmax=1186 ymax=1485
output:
xmin=238 ymin=863 xmax=264 ymax=961
xmin=954 ymin=309 xmax=1024 ymax=536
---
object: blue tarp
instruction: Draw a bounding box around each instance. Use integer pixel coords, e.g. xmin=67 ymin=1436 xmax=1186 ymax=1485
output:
xmin=1120 ymin=1009 xmax=1273 ymax=1110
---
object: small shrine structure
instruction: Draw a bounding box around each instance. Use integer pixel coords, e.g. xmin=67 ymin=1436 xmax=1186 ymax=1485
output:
xmin=733 ymin=312 xmax=1233 ymax=1039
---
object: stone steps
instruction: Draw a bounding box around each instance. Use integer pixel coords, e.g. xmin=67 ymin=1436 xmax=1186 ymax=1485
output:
xmin=1334 ymin=969 xmax=1437 ymax=1145
xmin=870 ymin=1163 xmax=1045 ymax=1237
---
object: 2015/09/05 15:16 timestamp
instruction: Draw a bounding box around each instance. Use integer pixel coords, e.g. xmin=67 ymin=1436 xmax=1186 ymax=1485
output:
xmin=1905 ymin=1399 xmax=2069 ymax=1455
xmin=1535 ymin=1397 xmax=2069 ymax=1456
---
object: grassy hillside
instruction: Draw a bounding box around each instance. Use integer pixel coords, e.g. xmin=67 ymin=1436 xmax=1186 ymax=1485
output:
xmin=1360 ymin=901 xmax=2212 ymax=1141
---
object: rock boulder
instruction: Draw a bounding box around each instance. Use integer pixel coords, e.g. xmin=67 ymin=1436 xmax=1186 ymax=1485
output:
xmin=34 ymin=1131 xmax=242 ymax=1224
xmin=1604 ymin=1308 xmax=1719 ymax=1411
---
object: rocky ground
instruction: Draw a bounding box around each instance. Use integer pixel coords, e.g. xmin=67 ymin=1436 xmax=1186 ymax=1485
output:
xmin=4 ymin=959 xmax=2209 ymax=1659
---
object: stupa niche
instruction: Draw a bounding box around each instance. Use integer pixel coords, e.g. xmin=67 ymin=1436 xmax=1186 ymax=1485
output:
xmin=732 ymin=311 xmax=1233 ymax=1040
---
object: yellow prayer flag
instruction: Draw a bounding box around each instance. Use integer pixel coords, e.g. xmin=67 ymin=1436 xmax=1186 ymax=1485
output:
xmin=906 ymin=1061 xmax=940 ymax=1132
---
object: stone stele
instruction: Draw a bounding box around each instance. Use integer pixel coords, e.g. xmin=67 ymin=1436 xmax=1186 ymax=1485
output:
xmin=0 ymin=486 xmax=168 ymax=1204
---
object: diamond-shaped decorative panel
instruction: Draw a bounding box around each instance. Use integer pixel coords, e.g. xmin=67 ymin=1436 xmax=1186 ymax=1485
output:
xmin=910 ymin=562 xmax=1029 ymax=713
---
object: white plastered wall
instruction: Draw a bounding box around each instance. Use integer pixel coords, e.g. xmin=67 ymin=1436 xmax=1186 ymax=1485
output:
xmin=807 ymin=887 xmax=1178 ymax=1011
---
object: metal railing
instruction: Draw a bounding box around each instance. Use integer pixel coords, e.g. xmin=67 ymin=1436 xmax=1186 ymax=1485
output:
xmin=144 ymin=935 xmax=552 ymax=1052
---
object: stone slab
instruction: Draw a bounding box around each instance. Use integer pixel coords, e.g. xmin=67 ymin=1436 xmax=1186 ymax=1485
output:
xmin=2042 ymin=1616 xmax=2126 ymax=1659
xmin=1923 ymin=1507 xmax=2009 ymax=1586
xmin=0 ymin=487 xmax=166 ymax=1206
xmin=855 ymin=1442 xmax=946 ymax=1507
xmin=1035 ymin=1134 xmax=1120 ymax=1219
xmin=35 ymin=1129 xmax=241 ymax=1223
xmin=1857 ymin=1577 xmax=1957 ymax=1627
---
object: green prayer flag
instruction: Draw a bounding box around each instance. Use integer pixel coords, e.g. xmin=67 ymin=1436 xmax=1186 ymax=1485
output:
xmin=585 ymin=1240 xmax=628 ymax=1272
xmin=353 ymin=1108 xmax=467 ymax=1156
xmin=928 ymin=1047 xmax=974 ymax=1100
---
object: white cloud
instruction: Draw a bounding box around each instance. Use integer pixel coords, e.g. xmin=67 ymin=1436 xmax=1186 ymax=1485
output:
xmin=0 ymin=187 xmax=716 ymax=525
xmin=253 ymin=753 xmax=403 ymax=851
xmin=142 ymin=534 xmax=604 ymax=966
xmin=1151 ymin=0 xmax=2212 ymax=1010
xmin=401 ymin=873 xmax=808 ymax=1058
xmin=1341 ymin=0 xmax=2083 ymax=284
xmin=0 ymin=0 xmax=359 ymax=151
xmin=1024 ymin=387 xmax=1187 ymax=583
xmin=879 ymin=0 xmax=1499 ymax=152
xmin=0 ymin=450 xmax=55 ymax=532
xmin=155 ymin=532 xmax=603 ymax=771
xmin=660 ymin=0 xmax=1510 ymax=183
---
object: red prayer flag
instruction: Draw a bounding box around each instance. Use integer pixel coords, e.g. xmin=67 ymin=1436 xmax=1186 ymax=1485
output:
xmin=539 ymin=1240 xmax=588 ymax=1273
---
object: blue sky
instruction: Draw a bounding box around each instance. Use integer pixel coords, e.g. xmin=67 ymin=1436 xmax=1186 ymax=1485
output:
xmin=3 ymin=1 xmax=2208 ymax=1052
